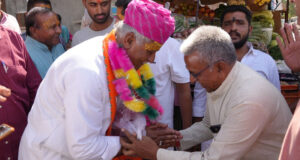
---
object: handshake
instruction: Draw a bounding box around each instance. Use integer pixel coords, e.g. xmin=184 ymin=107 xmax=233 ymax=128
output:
xmin=119 ymin=122 xmax=183 ymax=160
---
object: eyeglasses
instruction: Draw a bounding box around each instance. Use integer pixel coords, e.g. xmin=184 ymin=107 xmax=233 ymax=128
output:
xmin=190 ymin=65 xmax=210 ymax=79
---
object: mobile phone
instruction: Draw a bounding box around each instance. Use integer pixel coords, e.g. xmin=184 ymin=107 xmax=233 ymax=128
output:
xmin=0 ymin=124 xmax=15 ymax=141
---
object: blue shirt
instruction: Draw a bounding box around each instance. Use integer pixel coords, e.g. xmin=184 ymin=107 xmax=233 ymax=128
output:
xmin=25 ymin=36 xmax=65 ymax=78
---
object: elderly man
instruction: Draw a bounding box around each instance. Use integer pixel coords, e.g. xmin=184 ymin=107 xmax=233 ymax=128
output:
xmin=18 ymin=0 xmax=176 ymax=159
xmin=116 ymin=0 xmax=192 ymax=130
xmin=192 ymin=5 xmax=281 ymax=150
xmin=120 ymin=26 xmax=292 ymax=160
xmin=0 ymin=26 xmax=41 ymax=160
xmin=72 ymin=0 xmax=115 ymax=47
xmin=25 ymin=7 xmax=65 ymax=78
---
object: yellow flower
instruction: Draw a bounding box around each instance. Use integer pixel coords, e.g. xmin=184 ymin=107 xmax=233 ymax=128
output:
xmin=124 ymin=99 xmax=146 ymax=112
xmin=139 ymin=64 xmax=154 ymax=81
xmin=126 ymin=69 xmax=143 ymax=89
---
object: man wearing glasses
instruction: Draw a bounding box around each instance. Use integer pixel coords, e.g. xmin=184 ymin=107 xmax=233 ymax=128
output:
xmin=119 ymin=25 xmax=292 ymax=160
xmin=192 ymin=5 xmax=281 ymax=150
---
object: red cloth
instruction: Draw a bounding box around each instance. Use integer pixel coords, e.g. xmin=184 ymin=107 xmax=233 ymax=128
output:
xmin=279 ymin=100 xmax=300 ymax=160
xmin=0 ymin=26 xmax=41 ymax=160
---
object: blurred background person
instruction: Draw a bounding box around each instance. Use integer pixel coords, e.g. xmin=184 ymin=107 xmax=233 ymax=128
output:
xmin=0 ymin=0 xmax=21 ymax=34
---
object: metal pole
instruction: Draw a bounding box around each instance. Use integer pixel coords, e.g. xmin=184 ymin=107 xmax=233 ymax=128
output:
xmin=196 ymin=0 xmax=200 ymax=25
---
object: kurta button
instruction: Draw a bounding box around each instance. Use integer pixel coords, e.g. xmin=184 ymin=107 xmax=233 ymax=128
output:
xmin=0 ymin=105 xmax=2 ymax=108
xmin=7 ymin=157 xmax=11 ymax=160
xmin=5 ymin=141 xmax=8 ymax=144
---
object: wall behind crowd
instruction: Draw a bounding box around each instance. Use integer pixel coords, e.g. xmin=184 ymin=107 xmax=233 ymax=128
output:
xmin=4 ymin=0 xmax=84 ymax=34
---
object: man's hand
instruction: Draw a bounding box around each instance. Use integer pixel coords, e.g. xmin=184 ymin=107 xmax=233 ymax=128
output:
xmin=120 ymin=129 xmax=159 ymax=160
xmin=0 ymin=85 xmax=11 ymax=102
xmin=146 ymin=122 xmax=182 ymax=148
xmin=277 ymin=23 xmax=300 ymax=72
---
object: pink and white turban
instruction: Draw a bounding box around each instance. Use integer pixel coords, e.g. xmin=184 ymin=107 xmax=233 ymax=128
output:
xmin=124 ymin=0 xmax=175 ymax=44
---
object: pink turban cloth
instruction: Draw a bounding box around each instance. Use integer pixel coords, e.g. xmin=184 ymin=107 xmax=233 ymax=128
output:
xmin=124 ymin=0 xmax=175 ymax=44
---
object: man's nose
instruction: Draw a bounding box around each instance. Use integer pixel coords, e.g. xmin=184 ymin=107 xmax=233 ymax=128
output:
xmin=56 ymin=25 xmax=62 ymax=34
xmin=95 ymin=5 xmax=103 ymax=14
xmin=231 ymin=22 xmax=238 ymax=31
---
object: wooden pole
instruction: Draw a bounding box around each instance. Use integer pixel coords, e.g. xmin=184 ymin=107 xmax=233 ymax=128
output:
xmin=1 ymin=0 xmax=6 ymax=12
xmin=285 ymin=0 xmax=289 ymax=23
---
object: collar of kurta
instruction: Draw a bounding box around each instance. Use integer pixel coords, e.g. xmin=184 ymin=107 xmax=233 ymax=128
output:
xmin=207 ymin=62 xmax=240 ymax=100
xmin=26 ymin=36 xmax=54 ymax=52
xmin=245 ymin=42 xmax=257 ymax=56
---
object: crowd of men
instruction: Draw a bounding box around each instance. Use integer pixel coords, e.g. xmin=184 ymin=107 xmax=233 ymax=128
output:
xmin=0 ymin=0 xmax=300 ymax=159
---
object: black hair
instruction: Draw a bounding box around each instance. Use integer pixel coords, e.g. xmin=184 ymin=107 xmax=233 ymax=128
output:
xmin=27 ymin=0 xmax=52 ymax=12
xmin=25 ymin=7 xmax=52 ymax=36
xmin=57 ymin=13 xmax=61 ymax=22
xmin=115 ymin=0 xmax=132 ymax=15
xmin=220 ymin=5 xmax=252 ymax=26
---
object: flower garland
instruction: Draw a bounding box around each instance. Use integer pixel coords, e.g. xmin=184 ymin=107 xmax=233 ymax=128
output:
xmin=105 ymin=31 xmax=163 ymax=121
xmin=103 ymin=30 xmax=117 ymax=136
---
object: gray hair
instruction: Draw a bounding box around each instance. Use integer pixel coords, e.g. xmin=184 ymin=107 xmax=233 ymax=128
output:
xmin=180 ymin=25 xmax=237 ymax=66
xmin=115 ymin=21 xmax=151 ymax=45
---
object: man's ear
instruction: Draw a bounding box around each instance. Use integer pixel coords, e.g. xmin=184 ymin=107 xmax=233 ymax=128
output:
xmin=82 ymin=0 xmax=87 ymax=7
xmin=215 ymin=61 xmax=227 ymax=73
xmin=215 ymin=61 xmax=233 ymax=81
xmin=29 ymin=26 xmax=38 ymax=38
xmin=249 ymin=25 xmax=253 ymax=36
xmin=122 ymin=32 xmax=136 ymax=49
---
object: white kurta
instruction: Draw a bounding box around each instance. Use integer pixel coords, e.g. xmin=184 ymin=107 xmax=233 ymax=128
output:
xmin=157 ymin=62 xmax=292 ymax=160
xmin=150 ymin=38 xmax=190 ymax=128
xmin=19 ymin=36 xmax=121 ymax=160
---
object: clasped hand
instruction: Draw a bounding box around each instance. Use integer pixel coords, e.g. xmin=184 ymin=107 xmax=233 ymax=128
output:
xmin=145 ymin=122 xmax=182 ymax=148
xmin=119 ymin=122 xmax=182 ymax=160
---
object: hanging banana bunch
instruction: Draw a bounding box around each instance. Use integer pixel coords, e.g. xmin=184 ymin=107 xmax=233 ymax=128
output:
xmin=227 ymin=0 xmax=246 ymax=6
xmin=253 ymin=0 xmax=271 ymax=7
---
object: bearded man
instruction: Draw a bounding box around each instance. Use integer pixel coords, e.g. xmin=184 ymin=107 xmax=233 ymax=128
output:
xmin=72 ymin=0 xmax=115 ymax=47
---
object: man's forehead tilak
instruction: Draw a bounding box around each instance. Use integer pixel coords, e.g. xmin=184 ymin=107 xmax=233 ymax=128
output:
xmin=42 ymin=14 xmax=59 ymax=29
xmin=225 ymin=17 xmax=238 ymax=23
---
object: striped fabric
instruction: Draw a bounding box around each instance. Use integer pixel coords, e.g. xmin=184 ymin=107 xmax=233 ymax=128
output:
xmin=124 ymin=0 xmax=175 ymax=44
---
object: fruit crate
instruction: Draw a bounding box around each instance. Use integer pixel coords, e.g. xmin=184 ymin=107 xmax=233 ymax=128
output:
xmin=281 ymin=84 xmax=300 ymax=113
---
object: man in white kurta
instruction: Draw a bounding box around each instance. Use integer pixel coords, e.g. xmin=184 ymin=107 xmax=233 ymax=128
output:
xmin=157 ymin=62 xmax=292 ymax=160
xmin=18 ymin=0 xmax=176 ymax=159
xmin=19 ymin=36 xmax=120 ymax=160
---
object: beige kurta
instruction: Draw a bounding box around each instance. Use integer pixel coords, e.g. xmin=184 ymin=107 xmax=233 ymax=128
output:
xmin=157 ymin=62 xmax=292 ymax=160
